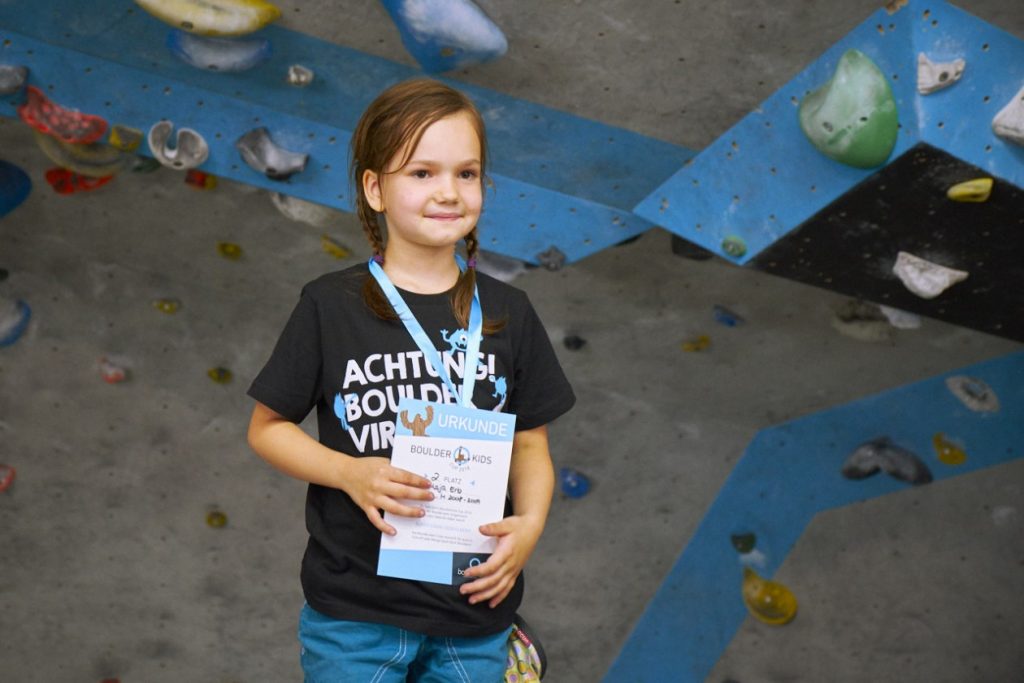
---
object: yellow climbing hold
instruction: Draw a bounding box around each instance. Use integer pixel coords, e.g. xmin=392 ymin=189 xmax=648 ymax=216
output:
xmin=153 ymin=298 xmax=181 ymax=314
xmin=206 ymin=509 xmax=228 ymax=528
xmin=681 ymin=335 xmax=711 ymax=352
xmin=109 ymin=125 xmax=144 ymax=152
xmin=946 ymin=177 xmax=993 ymax=202
xmin=133 ymin=0 xmax=282 ymax=37
xmin=932 ymin=432 xmax=967 ymax=466
xmin=208 ymin=366 xmax=233 ymax=384
xmin=742 ymin=567 xmax=798 ymax=625
xmin=321 ymin=234 xmax=351 ymax=259
xmin=217 ymin=241 xmax=243 ymax=260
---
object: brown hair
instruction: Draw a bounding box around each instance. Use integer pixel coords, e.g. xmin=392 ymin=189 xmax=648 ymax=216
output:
xmin=350 ymin=78 xmax=503 ymax=333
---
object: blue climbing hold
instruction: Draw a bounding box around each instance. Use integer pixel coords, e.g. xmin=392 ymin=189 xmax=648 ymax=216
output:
xmin=559 ymin=467 xmax=591 ymax=498
xmin=0 ymin=299 xmax=31 ymax=347
xmin=378 ymin=0 xmax=508 ymax=73
xmin=0 ymin=160 xmax=32 ymax=219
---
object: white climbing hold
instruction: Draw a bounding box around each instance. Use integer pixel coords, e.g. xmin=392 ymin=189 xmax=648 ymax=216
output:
xmin=879 ymin=305 xmax=921 ymax=329
xmin=992 ymin=83 xmax=1024 ymax=145
xmin=147 ymin=120 xmax=209 ymax=170
xmin=916 ymin=53 xmax=965 ymax=95
xmin=945 ymin=375 xmax=999 ymax=413
xmin=892 ymin=251 xmax=968 ymax=299
xmin=270 ymin=192 xmax=340 ymax=228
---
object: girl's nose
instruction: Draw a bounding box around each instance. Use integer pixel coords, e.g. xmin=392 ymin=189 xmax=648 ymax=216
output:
xmin=434 ymin=175 xmax=458 ymax=201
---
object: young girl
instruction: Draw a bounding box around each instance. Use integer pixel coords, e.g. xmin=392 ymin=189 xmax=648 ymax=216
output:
xmin=247 ymin=78 xmax=575 ymax=681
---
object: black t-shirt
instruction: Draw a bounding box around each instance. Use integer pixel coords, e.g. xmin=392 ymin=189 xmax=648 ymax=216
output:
xmin=248 ymin=263 xmax=575 ymax=637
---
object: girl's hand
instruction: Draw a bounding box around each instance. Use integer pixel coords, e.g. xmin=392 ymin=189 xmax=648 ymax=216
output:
xmin=459 ymin=514 xmax=544 ymax=608
xmin=338 ymin=456 xmax=434 ymax=536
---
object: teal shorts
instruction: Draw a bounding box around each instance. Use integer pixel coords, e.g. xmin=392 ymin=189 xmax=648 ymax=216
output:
xmin=298 ymin=603 xmax=511 ymax=683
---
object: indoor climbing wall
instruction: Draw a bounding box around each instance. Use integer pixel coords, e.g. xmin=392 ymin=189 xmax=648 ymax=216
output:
xmin=635 ymin=1 xmax=1024 ymax=342
xmin=0 ymin=0 xmax=692 ymax=268
xmin=605 ymin=351 xmax=1024 ymax=681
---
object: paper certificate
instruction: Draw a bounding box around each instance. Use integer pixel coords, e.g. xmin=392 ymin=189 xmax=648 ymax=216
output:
xmin=378 ymin=397 xmax=516 ymax=585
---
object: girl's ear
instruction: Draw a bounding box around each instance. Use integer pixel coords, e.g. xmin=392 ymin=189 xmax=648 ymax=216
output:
xmin=363 ymin=169 xmax=384 ymax=213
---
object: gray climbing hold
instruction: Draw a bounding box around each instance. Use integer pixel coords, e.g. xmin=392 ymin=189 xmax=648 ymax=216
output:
xmin=148 ymin=120 xmax=210 ymax=170
xmin=236 ymin=127 xmax=308 ymax=180
xmin=841 ymin=436 xmax=933 ymax=485
xmin=0 ymin=64 xmax=28 ymax=95
xmin=916 ymin=53 xmax=965 ymax=95
xmin=269 ymin=192 xmax=339 ymax=227
xmin=945 ymin=375 xmax=999 ymax=413
xmin=33 ymin=130 xmax=129 ymax=178
xmin=536 ymin=246 xmax=566 ymax=271
xmin=287 ymin=64 xmax=314 ymax=86
xmin=475 ymin=249 xmax=527 ymax=282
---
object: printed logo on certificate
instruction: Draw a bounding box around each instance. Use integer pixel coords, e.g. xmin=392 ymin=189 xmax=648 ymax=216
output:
xmin=378 ymin=397 xmax=516 ymax=585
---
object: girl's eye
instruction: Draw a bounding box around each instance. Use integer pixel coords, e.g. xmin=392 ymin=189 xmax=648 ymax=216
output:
xmin=411 ymin=169 xmax=429 ymax=178
xmin=460 ymin=170 xmax=479 ymax=180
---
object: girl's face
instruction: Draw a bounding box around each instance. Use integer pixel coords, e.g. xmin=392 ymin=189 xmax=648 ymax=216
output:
xmin=363 ymin=111 xmax=483 ymax=258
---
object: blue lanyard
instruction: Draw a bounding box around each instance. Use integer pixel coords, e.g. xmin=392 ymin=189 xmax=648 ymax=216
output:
xmin=368 ymin=256 xmax=483 ymax=408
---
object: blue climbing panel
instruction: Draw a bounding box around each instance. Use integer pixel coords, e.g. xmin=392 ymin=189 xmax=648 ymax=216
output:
xmin=0 ymin=0 xmax=692 ymax=266
xmin=634 ymin=0 xmax=1024 ymax=265
xmin=604 ymin=350 xmax=1024 ymax=682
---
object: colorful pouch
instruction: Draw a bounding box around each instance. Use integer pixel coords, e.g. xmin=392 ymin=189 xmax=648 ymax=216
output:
xmin=505 ymin=615 xmax=546 ymax=682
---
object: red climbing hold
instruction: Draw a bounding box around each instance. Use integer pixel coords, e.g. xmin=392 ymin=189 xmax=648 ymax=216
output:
xmin=44 ymin=168 xmax=114 ymax=195
xmin=17 ymin=86 xmax=108 ymax=145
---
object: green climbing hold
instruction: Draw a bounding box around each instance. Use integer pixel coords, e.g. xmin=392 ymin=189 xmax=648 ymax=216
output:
xmin=798 ymin=49 xmax=898 ymax=169
xmin=721 ymin=236 xmax=747 ymax=258
xmin=731 ymin=532 xmax=756 ymax=554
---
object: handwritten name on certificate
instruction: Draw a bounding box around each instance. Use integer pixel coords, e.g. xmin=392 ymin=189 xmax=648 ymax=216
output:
xmin=381 ymin=398 xmax=516 ymax=555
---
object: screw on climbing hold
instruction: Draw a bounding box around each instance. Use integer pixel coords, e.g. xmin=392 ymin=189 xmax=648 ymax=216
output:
xmin=841 ymin=436 xmax=933 ymax=485
xmin=741 ymin=567 xmax=798 ymax=625
xmin=167 ymin=29 xmax=271 ymax=72
xmin=206 ymin=509 xmax=228 ymax=528
xmin=562 ymin=335 xmax=586 ymax=351
xmin=152 ymin=298 xmax=181 ymax=314
xmin=0 ymin=464 xmax=15 ymax=492
xmin=207 ymin=366 xmax=233 ymax=384
xmin=559 ymin=467 xmax=591 ymax=498
xmin=712 ymin=305 xmax=744 ymax=327
xmin=731 ymin=533 xmax=757 ymax=555
xmin=0 ymin=64 xmax=28 ymax=95
xmin=536 ymin=246 xmax=566 ymax=271
xmin=235 ymin=127 xmax=308 ymax=181
xmin=17 ymin=85 xmax=109 ymax=145
xmin=148 ymin=121 xmax=210 ymax=170
xmin=681 ymin=334 xmax=710 ymax=352
xmin=946 ymin=177 xmax=993 ymax=202
xmin=720 ymin=236 xmax=746 ymax=258
xmin=798 ymin=49 xmax=898 ymax=168
xmin=287 ymin=64 xmax=314 ymax=86
xmin=321 ymin=235 xmax=351 ymax=259
xmin=916 ymin=53 xmax=965 ymax=95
